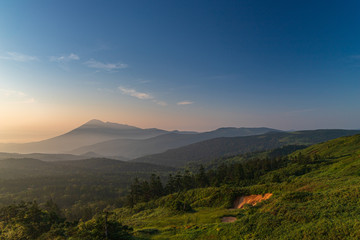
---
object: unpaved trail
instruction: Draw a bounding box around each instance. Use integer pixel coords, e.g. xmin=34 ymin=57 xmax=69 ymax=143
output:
xmin=232 ymin=193 xmax=272 ymax=209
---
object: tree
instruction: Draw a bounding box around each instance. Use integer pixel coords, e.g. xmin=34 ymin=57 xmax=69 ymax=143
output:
xmin=181 ymin=170 xmax=194 ymax=190
xmin=165 ymin=174 xmax=176 ymax=194
xmin=149 ymin=174 xmax=164 ymax=199
xmin=196 ymin=165 xmax=209 ymax=188
xmin=74 ymin=213 xmax=133 ymax=240
xmin=127 ymin=178 xmax=142 ymax=207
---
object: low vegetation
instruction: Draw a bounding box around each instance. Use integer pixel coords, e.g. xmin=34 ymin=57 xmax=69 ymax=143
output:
xmin=117 ymin=134 xmax=360 ymax=239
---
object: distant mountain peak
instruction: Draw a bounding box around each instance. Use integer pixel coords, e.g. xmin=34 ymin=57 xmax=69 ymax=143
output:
xmin=85 ymin=119 xmax=105 ymax=125
xmin=81 ymin=119 xmax=139 ymax=130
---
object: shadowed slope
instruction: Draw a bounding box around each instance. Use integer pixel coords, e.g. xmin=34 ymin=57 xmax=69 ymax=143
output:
xmin=132 ymin=129 xmax=360 ymax=167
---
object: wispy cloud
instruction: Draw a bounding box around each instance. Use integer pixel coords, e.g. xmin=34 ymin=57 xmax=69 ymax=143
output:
xmin=177 ymin=101 xmax=193 ymax=105
xmin=0 ymin=89 xmax=26 ymax=98
xmin=50 ymin=53 xmax=79 ymax=63
xmin=0 ymin=52 xmax=38 ymax=62
xmin=85 ymin=59 xmax=128 ymax=71
xmin=0 ymin=89 xmax=36 ymax=103
xmin=118 ymin=86 xmax=167 ymax=106
xmin=118 ymin=86 xmax=153 ymax=100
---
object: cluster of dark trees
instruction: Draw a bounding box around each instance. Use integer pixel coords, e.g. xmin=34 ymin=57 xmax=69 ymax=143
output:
xmin=267 ymin=145 xmax=307 ymax=158
xmin=0 ymin=201 xmax=133 ymax=239
xmin=127 ymin=149 xmax=319 ymax=207
xmin=293 ymin=152 xmax=322 ymax=164
xmin=127 ymin=156 xmax=293 ymax=207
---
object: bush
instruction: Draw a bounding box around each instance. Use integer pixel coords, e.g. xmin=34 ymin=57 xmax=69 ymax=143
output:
xmin=166 ymin=200 xmax=193 ymax=213
xmin=282 ymin=191 xmax=313 ymax=203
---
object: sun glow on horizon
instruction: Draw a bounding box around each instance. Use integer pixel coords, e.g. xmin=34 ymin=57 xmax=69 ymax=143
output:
xmin=1 ymin=1 xmax=360 ymax=143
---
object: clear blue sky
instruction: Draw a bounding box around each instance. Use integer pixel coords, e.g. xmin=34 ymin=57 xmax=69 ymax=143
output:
xmin=1 ymin=0 xmax=360 ymax=142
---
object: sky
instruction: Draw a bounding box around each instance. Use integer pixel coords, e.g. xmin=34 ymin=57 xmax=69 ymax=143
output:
xmin=1 ymin=0 xmax=360 ymax=142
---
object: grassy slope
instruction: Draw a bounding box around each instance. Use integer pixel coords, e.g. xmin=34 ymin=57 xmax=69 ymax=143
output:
xmin=116 ymin=134 xmax=360 ymax=239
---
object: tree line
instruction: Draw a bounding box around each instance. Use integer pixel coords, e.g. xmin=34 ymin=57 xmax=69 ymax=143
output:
xmin=127 ymin=155 xmax=298 ymax=207
xmin=0 ymin=201 xmax=133 ymax=239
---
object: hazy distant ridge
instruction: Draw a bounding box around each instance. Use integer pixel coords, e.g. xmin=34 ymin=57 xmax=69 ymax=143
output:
xmin=0 ymin=119 xmax=168 ymax=154
xmin=0 ymin=120 xmax=277 ymax=159
xmin=69 ymin=127 xmax=277 ymax=158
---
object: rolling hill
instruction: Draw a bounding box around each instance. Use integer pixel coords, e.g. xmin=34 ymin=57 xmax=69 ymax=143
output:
xmin=112 ymin=133 xmax=360 ymax=239
xmin=132 ymin=129 xmax=360 ymax=167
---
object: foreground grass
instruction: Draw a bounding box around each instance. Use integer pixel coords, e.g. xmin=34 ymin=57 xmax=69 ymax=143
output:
xmin=113 ymin=134 xmax=360 ymax=239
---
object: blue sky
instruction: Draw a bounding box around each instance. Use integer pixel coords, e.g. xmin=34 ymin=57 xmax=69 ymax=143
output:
xmin=1 ymin=0 xmax=360 ymax=142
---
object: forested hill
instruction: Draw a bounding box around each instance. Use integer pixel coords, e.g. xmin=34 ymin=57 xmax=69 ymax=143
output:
xmin=109 ymin=133 xmax=360 ymax=239
xmin=0 ymin=157 xmax=175 ymax=220
xmin=132 ymin=129 xmax=360 ymax=167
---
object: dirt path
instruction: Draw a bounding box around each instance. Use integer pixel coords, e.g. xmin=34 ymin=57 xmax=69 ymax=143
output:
xmin=232 ymin=193 xmax=273 ymax=209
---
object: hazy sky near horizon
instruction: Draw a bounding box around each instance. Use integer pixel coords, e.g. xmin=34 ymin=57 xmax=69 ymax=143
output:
xmin=1 ymin=0 xmax=360 ymax=142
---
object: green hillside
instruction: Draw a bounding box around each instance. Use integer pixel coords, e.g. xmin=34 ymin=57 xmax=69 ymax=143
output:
xmin=114 ymin=134 xmax=360 ymax=239
xmin=293 ymin=133 xmax=360 ymax=159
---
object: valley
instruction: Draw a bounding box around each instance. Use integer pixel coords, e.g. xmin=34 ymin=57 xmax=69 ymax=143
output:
xmin=1 ymin=121 xmax=360 ymax=239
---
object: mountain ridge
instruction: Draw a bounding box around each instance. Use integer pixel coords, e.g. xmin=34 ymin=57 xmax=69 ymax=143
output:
xmin=132 ymin=129 xmax=360 ymax=167
xmin=68 ymin=127 xmax=278 ymax=158
xmin=0 ymin=120 xmax=168 ymax=154
xmin=0 ymin=120 xmax=279 ymax=159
